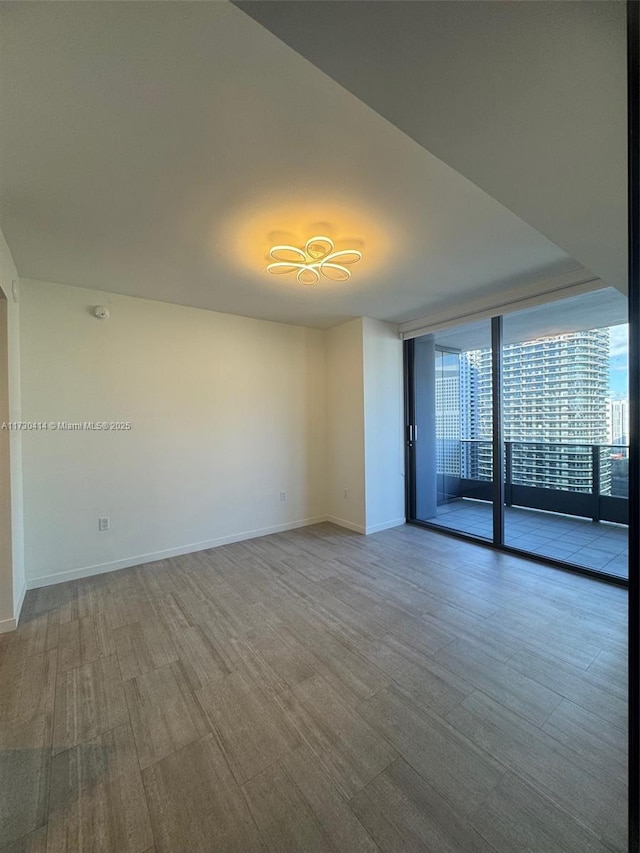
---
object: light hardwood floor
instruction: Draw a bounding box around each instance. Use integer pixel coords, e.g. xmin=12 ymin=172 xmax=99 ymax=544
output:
xmin=0 ymin=522 xmax=628 ymax=852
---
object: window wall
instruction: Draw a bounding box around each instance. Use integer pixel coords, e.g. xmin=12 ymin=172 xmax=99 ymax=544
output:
xmin=406 ymin=287 xmax=629 ymax=582
xmin=410 ymin=320 xmax=493 ymax=540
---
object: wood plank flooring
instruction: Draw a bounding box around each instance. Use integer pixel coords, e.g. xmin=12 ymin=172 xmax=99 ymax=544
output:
xmin=0 ymin=522 xmax=628 ymax=852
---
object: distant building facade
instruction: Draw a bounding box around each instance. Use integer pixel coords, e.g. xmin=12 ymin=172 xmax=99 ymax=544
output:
xmin=435 ymin=329 xmax=612 ymax=493
xmin=609 ymin=398 xmax=629 ymax=446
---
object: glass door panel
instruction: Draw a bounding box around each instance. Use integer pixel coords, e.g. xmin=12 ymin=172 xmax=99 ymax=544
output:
xmin=502 ymin=287 xmax=629 ymax=578
xmin=412 ymin=320 xmax=493 ymax=540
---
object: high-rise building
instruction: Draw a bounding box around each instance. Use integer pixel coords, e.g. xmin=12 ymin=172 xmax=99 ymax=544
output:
xmin=458 ymin=348 xmax=492 ymax=482
xmin=437 ymin=328 xmax=612 ymax=493
xmin=435 ymin=350 xmax=461 ymax=476
xmin=609 ymin=398 xmax=629 ymax=445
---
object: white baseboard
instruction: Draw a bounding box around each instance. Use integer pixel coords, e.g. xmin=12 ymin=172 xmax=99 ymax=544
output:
xmin=365 ymin=517 xmax=406 ymax=534
xmin=26 ymin=515 xmax=329 ymax=590
xmin=327 ymin=515 xmax=405 ymax=535
xmin=13 ymin=581 xmax=27 ymax=625
xmin=326 ymin=515 xmax=366 ymax=534
xmin=0 ymin=581 xmax=27 ymax=634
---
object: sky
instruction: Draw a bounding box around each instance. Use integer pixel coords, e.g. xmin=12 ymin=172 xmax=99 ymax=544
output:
xmin=608 ymin=324 xmax=628 ymax=398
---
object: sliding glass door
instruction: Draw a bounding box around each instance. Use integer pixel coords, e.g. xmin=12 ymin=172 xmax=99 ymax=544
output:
xmin=406 ymin=286 xmax=629 ymax=582
xmin=501 ymin=289 xmax=629 ymax=578
xmin=410 ymin=320 xmax=493 ymax=540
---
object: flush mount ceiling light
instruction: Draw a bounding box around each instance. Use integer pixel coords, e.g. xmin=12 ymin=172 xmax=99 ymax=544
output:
xmin=266 ymin=236 xmax=362 ymax=285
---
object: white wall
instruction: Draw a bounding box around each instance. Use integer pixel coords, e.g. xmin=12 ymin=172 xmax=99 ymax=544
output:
xmin=362 ymin=318 xmax=405 ymax=533
xmin=0 ymin=229 xmax=25 ymax=629
xmin=325 ymin=318 xmax=366 ymax=532
xmin=19 ymin=280 xmax=327 ymax=587
xmin=17 ymin=281 xmax=405 ymax=590
xmin=325 ymin=317 xmax=405 ymax=534
xmin=0 ymin=297 xmax=13 ymax=627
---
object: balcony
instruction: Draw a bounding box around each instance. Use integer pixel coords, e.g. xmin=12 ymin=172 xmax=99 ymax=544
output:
xmin=433 ymin=440 xmax=629 ymax=578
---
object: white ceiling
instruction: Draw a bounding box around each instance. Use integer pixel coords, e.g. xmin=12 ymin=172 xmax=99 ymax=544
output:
xmin=238 ymin=0 xmax=628 ymax=296
xmin=0 ymin=1 xmax=621 ymax=330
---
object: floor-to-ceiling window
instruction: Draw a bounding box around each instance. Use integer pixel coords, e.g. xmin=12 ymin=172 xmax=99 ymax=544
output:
xmin=502 ymin=290 xmax=629 ymax=577
xmin=410 ymin=319 xmax=493 ymax=540
xmin=406 ymin=286 xmax=629 ymax=582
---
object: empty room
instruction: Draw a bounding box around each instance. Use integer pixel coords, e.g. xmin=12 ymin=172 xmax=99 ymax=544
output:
xmin=0 ymin=2 xmax=636 ymax=852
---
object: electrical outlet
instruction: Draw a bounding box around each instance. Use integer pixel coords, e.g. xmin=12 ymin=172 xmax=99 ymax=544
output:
xmin=280 ymin=491 xmax=287 ymax=502
xmin=98 ymin=517 xmax=110 ymax=532
xmin=343 ymin=489 xmax=348 ymax=499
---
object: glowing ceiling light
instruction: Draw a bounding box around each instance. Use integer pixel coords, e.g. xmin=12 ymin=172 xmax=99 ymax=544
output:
xmin=266 ymin=236 xmax=362 ymax=285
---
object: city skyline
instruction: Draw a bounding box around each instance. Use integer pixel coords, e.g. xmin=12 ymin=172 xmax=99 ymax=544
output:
xmin=435 ymin=324 xmax=629 ymax=496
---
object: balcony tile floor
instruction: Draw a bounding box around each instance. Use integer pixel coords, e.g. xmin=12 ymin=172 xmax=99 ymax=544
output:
xmin=434 ymin=500 xmax=629 ymax=579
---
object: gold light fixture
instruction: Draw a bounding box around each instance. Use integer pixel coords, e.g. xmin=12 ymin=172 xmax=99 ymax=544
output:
xmin=266 ymin=236 xmax=362 ymax=285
